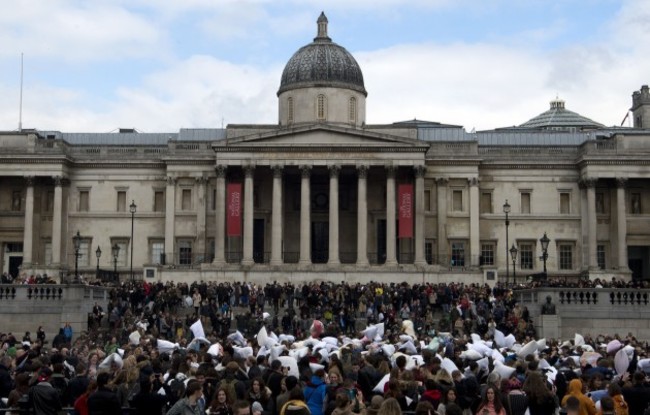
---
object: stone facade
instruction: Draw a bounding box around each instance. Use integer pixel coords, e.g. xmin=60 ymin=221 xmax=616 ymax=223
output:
xmin=1 ymin=15 xmax=650 ymax=285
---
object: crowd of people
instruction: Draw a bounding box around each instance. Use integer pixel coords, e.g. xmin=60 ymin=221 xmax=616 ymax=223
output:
xmin=0 ymin=278 xmax=650 ymax=415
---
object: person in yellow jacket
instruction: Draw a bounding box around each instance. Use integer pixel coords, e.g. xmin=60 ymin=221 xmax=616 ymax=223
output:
xmin=561 ymin=379 xmax=597 ymax=415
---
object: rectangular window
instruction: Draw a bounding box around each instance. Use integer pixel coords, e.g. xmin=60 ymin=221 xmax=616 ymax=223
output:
xmin=597 ymin=244 xmax=606 ymax=270
xmin=154 ymin=191 xmax=165 ymax=212
xmin=179 ymin=240 xmax=192 ymax=265
xmin=117 ymin=191 xmax=126 ymax=212
xmin=111 ymin=240 xmax=128 ymax=267
xmin=559 ymin=244 xmax=573 ymax=270
xmin=480 ymin=242 xmax=495 ymax=266
xmin=44 ymin=241 xmax=52 ymax=265
xmin=150 ymin=241 xmax=164 ymax=264
xmin=425 ymin=239 xmax=435 ymax=265
xmin=77 ymin=239 xmax=90 ymax=266
xmin=424 ymin=190 xmax=431 ymax=212
xmin=560 ymin=192 xmax=571 ymax=214
xmin=182 ymin=189 xmax=192 ymax=211
xmin=631 ymin=192 xmax=641 ymax=214
xmin=11 ymin=191 xmax=22 ymax=211
xmin=520 ymin=192 xmax=531 ymax=214
xmin=480 ymin=192 xmax=493 ymax=214
xmin=451 ymin=241 xmax=465 ymax=267
xmin=596 ymin=192 xmax=605 ymax=214
xmin=79 ymin=190 xmax=89 ymax=212
xmin=452 ymin=190 xmax=463 ymax=212
xmin=45 ymin=191 xmax=54 ymax=213
xmin=519 ymin=243 xmax=534 ymax=270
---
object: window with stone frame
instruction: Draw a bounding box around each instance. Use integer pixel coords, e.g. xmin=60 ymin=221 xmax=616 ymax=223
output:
xmin=424 ymin=189 xmax=432 ymax=212
xmin=597 ymin=244 xmax=606 ymax=270
xmin=558 ymin=243 xmax=573 ymax=270
xmin=181 ymin=188 xmax=192 ymax=211
xmin=11 ymin=190 xmax=22 ymax=211
xmin=480 ymin=192 xmax=493 ymax=214
xmin=178 ymin=240 xmax=193 ymax=265
xmin=317 ymin=94 xmax=326 ymax=120
xmin=78 ymin=190 xmax=90 ymax=212
xmin=154 ymin=191 xmax=165 ymax=212
xmin=150 ymin=241 xmax=164 ymax=265
xmin=425 ymin=239 xmax=436 ymax=265
xmin=76 ymin=238 xmax=91 ymax=266
xmin=631 ymin=192 xmax=641 ymax=214
xmin=480 ymin=242 xmax=495 ymax=266
xmin=519 ymin=242 xmax=534 ymax=270
xmin=349 ymin=97 xmax=357 ymax=124
xmin=111 ymin=240 xmax=128 ymax=267
xmin=117 ymin=191 xmax=126 ymax=212
xmin=452 ymin=190 xmax=463 ymax=212
xmin=520 ymin=191 xmax=531 ymax=214
xmin=560 ymin=192 xmax=571 ymax=214
xmin=595 ymin=191 xmax=606 ymax=214
xmin=451 ymin=241 xmax=466 ymax=267
xmin=288 ymin=97 xmax=294 ymax=124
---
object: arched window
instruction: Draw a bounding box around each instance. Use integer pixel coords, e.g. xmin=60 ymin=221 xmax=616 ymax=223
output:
xmin=287 ymin=97 xmax=294 ymax=124
xmin=317 ymin=94 xmax=326 ymax=120
xmin=348 ymin=97 xmax=357 ymax=124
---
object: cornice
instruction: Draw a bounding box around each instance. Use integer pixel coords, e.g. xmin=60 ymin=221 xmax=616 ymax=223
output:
xmin=213 ymin=145 xmax=428 ymax=153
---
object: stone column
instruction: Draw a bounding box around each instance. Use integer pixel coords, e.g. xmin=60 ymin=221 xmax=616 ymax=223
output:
xmin=299 ymin=165 xmax=312 ymax=265
xmin=585 ymin=178 xmax=598 ymax=269
xmin=356 ymin=165 xmax=369 ymax=266
xmin=164 ymin=176 xmax=176 ymax=265
xmin=385 ymin=166 xmax=397 ymax=266
xmin=469 ymin=177 xmax=480 ymax=267
xmin=195 ymin=177 xmax=207 ymax=259
xmin=52 ymin=176 xmax=64 ymax=265
xmin=436 ymin=178 xmax=448 ymax=264
xmin=213 ymin=166 xmax=227 ymax=265
xmin=242 ymin=165 xmax=255 ymax=265
xmin=270 ymin=165 xmax=284 ymax=266
xmin=328 ymin=165 xmax=340 ymax=265
xmin=616 ymin=178 xmax=628 ymax=270
xmin=22 ymin=176 xmax=35 ymax=267
xmin=414 ymin=166 xmax=427 ymax=265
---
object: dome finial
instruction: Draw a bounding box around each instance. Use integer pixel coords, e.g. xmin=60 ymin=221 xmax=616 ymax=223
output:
xmin=316 ymin=12 xmax=331 ymax=41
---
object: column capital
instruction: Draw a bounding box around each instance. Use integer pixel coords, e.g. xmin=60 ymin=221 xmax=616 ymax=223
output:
xmin=579 ymin=178 xmax=597 ymax=189
xmin=385 ymin=165 xmax=397 ymax=178
xmin=272 ymin=165 xmax=284 ymax=178
xmin=53 ymin=176 xmax=64 ymax=187
xmin=166 ymin=176 xmax=177 ymax=185
xmin=329 ymin=164 xmax=341 ymax=178
xmin=24 ymin=176 xmax=35 ymax=186
xmin=436 ymin=177 xmax=448 ymax=186
xmin=468 ymin=177 xmax=479 ymax=187
xmin=243 ymin=165 xmax=255 ymax=177
xmin=215 ymin=165 xmax=227 ymax=178
xmin=616 ymin=177 xmax=628 ymax=188
xmin=356 ymin=165 xmax=369 ymax=179
xmin=300 ymin=165 xmax=312 ymax=178
xmin=195 ymin=176 xmax=208 ymax=185
xmin=414 ymin=165 xmax=427 ymax=178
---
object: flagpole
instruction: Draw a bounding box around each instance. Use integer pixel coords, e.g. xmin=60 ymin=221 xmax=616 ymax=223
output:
xmin=18 ymin=53 xmax=24 ymax=132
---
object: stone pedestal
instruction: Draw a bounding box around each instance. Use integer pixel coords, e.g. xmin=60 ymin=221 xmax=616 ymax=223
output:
xmin=540 ymin=314 xmax=560 ymax=340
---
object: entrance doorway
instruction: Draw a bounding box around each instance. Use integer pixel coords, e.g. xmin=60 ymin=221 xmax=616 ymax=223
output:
xmin=8 ymin=256 xmax=22 ymax=279
xmin=628 ymin=246 xmax=649 ymax=280
xmin=311 ymin=221 xmax=328 ymax=263
xmin=253 ymin=219 xmax=265 ymax=263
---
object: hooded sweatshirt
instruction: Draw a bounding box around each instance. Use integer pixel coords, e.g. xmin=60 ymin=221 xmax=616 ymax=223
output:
xmin=304 ymin=375 xmax=327 ymax=415
xmin=561 ymin=379 xmax=597 ymax=415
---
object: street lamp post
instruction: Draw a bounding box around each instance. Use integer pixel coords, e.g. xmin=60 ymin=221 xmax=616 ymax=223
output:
xmin=540 ymin=232 xmax=550 ymax=278
xmin=510 ymin=244 xmax=518 ymax=285
xmin=73 ymin=231 xmax=81 ymax=283
xmin=503 ymin=200 xmax=511 ymax=285
xmin=112 ymin=243 xmax=120 ymax=282
xmin=95 ymin=246 xmax=102 ymax=280
xmin=130 ymin=200 xmax=137 ymax=283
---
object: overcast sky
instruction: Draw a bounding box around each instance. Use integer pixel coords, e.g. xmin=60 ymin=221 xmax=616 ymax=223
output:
xmin=1 ymin=0 xmax=648 ymax=133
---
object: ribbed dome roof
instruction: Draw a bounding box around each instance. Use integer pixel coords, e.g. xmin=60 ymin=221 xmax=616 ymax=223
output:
xmin=278 ymin=13 xmax=367 ymax=96
xmin=519 ymin=98 xmax=603 ymax=130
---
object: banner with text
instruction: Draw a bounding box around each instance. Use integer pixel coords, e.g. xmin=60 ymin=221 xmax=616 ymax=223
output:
xmin=227 ymin=183 xmax=242 ymax=237
xmin=398 ymin=183 xmax=413 ymax=238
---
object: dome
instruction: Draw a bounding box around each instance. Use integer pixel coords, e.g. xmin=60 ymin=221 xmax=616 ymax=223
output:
xmin=519 ymin=98 xmax=603 ymax=130
xmin=278 ymin=12 xmax=367 ymax=96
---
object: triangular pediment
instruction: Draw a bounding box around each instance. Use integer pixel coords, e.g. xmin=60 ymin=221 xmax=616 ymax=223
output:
xmin=223 ymin=124 xmax=426 ymax=149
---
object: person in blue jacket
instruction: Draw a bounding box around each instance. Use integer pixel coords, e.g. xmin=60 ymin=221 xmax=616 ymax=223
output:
xmin=304 ymin=369 xmax=328 ymax=415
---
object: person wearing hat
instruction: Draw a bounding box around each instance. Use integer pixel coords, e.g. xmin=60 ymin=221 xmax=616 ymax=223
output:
xmin=27 ymin=367 xmax=62 ymax=415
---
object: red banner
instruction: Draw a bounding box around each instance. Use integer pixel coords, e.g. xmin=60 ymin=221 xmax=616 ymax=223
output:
xmin=398 ymin=183 xmax=413 ymax=238
xmin=227 ymin=183 xmax=242 ymax=237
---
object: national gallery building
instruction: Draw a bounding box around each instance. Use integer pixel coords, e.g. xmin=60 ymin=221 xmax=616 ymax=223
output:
xmin=2 ymin=14 xmax=650 ymax=285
